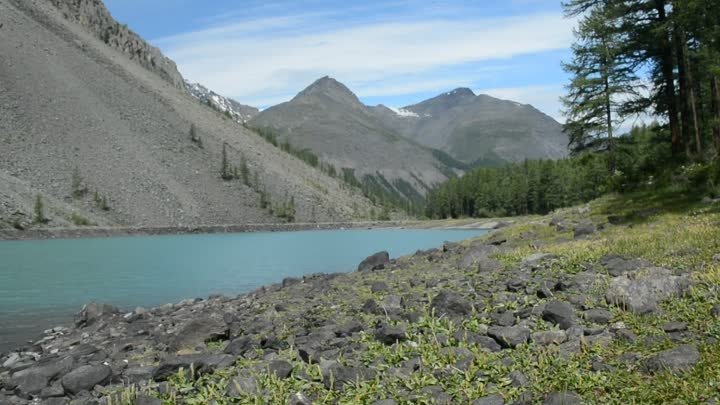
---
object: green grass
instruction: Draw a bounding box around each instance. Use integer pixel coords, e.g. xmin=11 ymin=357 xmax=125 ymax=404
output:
xmin=106 ymin=189 xmax=720 ymax=405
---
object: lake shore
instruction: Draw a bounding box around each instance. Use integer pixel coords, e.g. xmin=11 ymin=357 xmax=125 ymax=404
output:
xmin=0 ymin=219 xmax=505 ymax=241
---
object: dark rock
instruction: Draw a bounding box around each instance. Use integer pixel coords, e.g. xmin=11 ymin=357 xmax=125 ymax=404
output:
xmin=509 ymin=370 xmax=529 ymax=387
xmin=491 ymin=311 xmax=516 ymax=327
xmin=39 ymin=382 xmax=65 ymax=398
xmin=430 ymin=291 xmax=473 ymax=318
xmin=459 ymin=245 xmax=501 ymax=271
xmin=662 ymin=322 xmax=688 ymax=333
xmin=544 ymin=391 xmax=582 ymax=405
xmin=362 ymin=299 xmax=381 ymax=315
xmin=473 ymin=394 xmax=505 ymax=405
xmin=606 ymin=267 xmax=692 ymax=314
xmin=573 ymin=223 xmax=596 ymax=238
xmin=266 ymin=360 xmax=293 ymax=379
xmin=335 ymin=320 xmax=364 ymax=337
xmin=615 ymin=328 xmax=638 ymax=343
xmin=60 ymin=365 xmax=111 ymax=394
xmin=421 ymin=385 xmax=452 ymax=405
xmin=487 ymin=326 xmax=530 ymax=349
xmin=170 ymin=318 xmax=229 ymax=351
xmin=122 ymin=366 xmax=155 ymax=384
xmin=644 ymin=345 xmax=700 ymax=375
xmin=375 ymin=325 xmax=407 ymax=345
xmin=358 ymin=251 xmax=390 ymax=272
xmin=323 ymin=364 xmax=376 ymax=390
xmin=512 ymin=392 xmax=534 ymax=405
xmin=506 ymin=279 xmax=526 ymax=292
xmin=370 ymin=281 xmax=389 ymax=293
xmin=11 ymin=370 xmax=49 ymax=395
xmin=583 ymin=309 xmax=613 ymax=324
xmin=712 ymin=304 xmax=720 ymax=318
xmin=135 ymin=395 xmax=163 ymax=405
xmin=224 ymin=335 xmax=259 ymax=356
xmin=74 ymin=302 xmax=119 ymax=327
xmin=152 ymin=353 xmax=235 ymax=381
xmin=600 ymin=255 xmax=651 ymax=277
xmin=542 ymin=301 xmax=577 ymax=330
xmin=39 ymin=399 xmax=68 ymax=405
xmin=282 ymin=277 xmax=301 ymax=288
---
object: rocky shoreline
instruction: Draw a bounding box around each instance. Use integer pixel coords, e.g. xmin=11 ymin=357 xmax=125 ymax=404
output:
xmin=0 ymin=221 xmax=421 ymax=241
xmin=1 ymin=202 xmax=718 ymax=405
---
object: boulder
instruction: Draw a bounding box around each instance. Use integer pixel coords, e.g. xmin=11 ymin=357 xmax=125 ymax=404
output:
xmin=606 ymin=267 xmax=692 ymax=314
xmin=542 ymin=301 xmax=577 ymax=330
xmin=430 ymin=291 xmax=473 ymax=319
xmin=60 ymin=365 xmax=111 ymax=394
xmin=225 ymin=335 xmax=260 ymax=356
xmin=358 ymin=251 xmax=390 ymax=272
xmin=600 ymin=255 xmax=651 ymax=277
xmin=583 ymin=309 xmax=613 ymax=324
xmin=169 ymin=318 xmax=229 ymax=351
xmin=487 ymin=326 xmax=530 ymax=349
xmin=74 ymin=302 xmax=118 ymax=327
xmin=323 ymin=364 xmax=376 ymax=390
xmin=573 ymin=223 xmax=596 ymax=238
xmin=266 ymin=360 xmax=293 ymax=379
xmin=644 ymin=345 xmax=700 ymax=375
xmin=375 ymin=325 xmax=407 ymax=345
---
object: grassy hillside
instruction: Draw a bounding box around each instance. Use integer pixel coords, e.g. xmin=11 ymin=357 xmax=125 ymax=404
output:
xmin=100 ymin=190 xmax=719 ymax=405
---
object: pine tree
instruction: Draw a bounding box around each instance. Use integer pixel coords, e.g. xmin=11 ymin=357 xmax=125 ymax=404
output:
xmin=221 ymin=143 xmax=233 ymax=180
xmin=34 ymin=195 xmax=47 ymax=224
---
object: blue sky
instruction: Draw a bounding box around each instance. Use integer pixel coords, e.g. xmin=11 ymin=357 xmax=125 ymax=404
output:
xmin=104 ymin=0 xmax=577 ymax=121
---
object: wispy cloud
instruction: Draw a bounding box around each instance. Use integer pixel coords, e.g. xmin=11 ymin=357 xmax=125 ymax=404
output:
xmin=153 ymin=4 xmax=576 ymax=113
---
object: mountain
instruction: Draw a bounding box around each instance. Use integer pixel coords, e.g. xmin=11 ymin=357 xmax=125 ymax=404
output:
xmin=379 ymin=88 xmax=568 ymax=165
xmin=249 ymin=77 xmax=465 ymax=203
xmin=186 ymin=81 xmax=259 ymax=123
xmin=0 ymin=0 xmax=375 ymax=230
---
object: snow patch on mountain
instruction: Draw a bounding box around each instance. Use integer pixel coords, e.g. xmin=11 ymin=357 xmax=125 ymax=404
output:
xmin=388 ymin=107 xmax=420 ymax=118
xmin=185 ymin=81 xmax=259 ymax=123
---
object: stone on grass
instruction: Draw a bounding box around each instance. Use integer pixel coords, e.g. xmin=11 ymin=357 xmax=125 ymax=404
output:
xmin=60 ymin=365 xmax=111 ymax=394
xmin=358 ymin=251 xmax=390 ymax=272
xmin=583 ymin=309 xmax=613 ymax=324
xmin=430 ymin=291 xmax=473 ymax=318
xmin=606 ymin=267 xmax=692 ymax=314
xmin=644 ymin=344 xmax=700 ymax=375
xmin=487 ymin=326 xmax=530 ymax=349
xmin=544 ymin=391 xmax=582 ymax=405
xmin=542 ymin=301 xmax=577 ymax=330
xmin=375 ymin=325 xmax=407 ymax=345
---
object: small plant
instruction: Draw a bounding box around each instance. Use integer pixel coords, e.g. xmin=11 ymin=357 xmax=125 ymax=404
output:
xmin=189 ymin=124 xmax=203 ymax=148
xmin=221 ymin=143 xmax=233 ymax=180
xmin=34 ymin=195 xmax=48 ymax=224
xmin=70 ymin=213 xmax=93 ymax=226
xmin=93 ymin=191 xmax=111 ymax=211
xmin=71 ymin=167 xmax=87 ymax=198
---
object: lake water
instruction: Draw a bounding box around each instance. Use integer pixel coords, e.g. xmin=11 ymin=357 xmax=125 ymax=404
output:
xmin=0 ymin=228 xmax=485 ymax=353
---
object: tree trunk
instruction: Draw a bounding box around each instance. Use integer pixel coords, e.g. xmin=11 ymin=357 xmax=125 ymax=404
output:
xmin=655 ymin=0 xmax=682 ymax=156
xmin=674 ymin=31 xmax=692 ymax=158
xmin=712 ymin=75 xmax=720 ymax=152
xmin=604 ymin=74 xmax=615 ymax=172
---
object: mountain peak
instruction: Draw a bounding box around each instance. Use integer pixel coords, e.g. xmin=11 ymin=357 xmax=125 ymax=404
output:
xmin=294 ymin=76 xmax=361 ymax=105
xmin=445 ymin=87 xmax=476 ymax=98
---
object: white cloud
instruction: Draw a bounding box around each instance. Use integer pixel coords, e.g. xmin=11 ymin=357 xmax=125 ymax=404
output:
xmin=155 ymin=12 xmax=576 ymax=108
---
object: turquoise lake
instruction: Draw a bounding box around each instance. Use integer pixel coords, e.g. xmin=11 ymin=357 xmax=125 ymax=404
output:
xmin=0 ymin=228 xmax=485 ymax=352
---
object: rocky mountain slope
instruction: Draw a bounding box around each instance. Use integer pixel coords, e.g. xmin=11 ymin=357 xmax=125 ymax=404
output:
xmin=1 ymin=193 xmax=717 ymax=405
xmin=379 ymin=88 xmax=569 ymax=165
xmin=249 ymin=77 xmax=466 ymax=202
xmin=0 ymin=0 xmax=375 ymax=229
xmin=185 ymin=82 xmax=259 ymax=123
